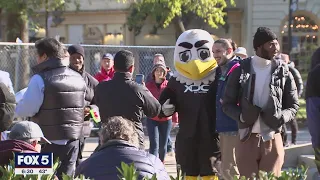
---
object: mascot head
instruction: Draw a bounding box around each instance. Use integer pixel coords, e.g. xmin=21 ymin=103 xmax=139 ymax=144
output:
xmin=173 ymin=29 xmax=217 ymax=84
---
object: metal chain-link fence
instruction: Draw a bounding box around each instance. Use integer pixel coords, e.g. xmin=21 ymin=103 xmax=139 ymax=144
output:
xmin=0 ymin=43 xmax=175 ymax=92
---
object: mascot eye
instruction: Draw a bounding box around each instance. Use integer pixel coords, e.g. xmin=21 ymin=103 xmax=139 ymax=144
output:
xmin=179 ymin=50 xmax=192 ymax=62
xmin=197 ymin=48 xmax=210 ymax=60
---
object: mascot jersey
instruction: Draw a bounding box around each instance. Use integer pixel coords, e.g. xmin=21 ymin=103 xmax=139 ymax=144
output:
xmin=159 ymin=29 xmax=220 ymax=179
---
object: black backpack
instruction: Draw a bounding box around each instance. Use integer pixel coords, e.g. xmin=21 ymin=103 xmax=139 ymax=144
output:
xmin=0 ymin=83 xmax=16 ymax=132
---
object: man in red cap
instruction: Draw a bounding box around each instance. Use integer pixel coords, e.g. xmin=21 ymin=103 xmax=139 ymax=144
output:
xmin=95 ymin=53 xmax=115 ymax=82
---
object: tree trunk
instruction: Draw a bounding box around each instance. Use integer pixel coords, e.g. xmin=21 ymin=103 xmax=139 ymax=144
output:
xmin=173 ymin=16 xmax=186 ymax=39
xmin=6 ymin=13 xmax=20 ymax=42
xmin=20 ymin=16 xmax=29 ymax=43
xmin=20 ymin=16 xmax=30 ymax=89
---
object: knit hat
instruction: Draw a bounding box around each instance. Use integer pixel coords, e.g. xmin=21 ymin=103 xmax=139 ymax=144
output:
xmin=253 ymin=27 xmax=277 ymax=50
xmin=152 ymin=63 xmax=167 ymax=77
xmin=68 ymin=44 xmax=85 ymax=58
xmin=114 ymin=50 xmax=135 ymax=72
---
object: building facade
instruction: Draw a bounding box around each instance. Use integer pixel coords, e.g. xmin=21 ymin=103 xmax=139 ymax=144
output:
xmin=243 ymin=0 xmax=320 ymax=70
xmin=29 ymin=0 xmax=245 ymax=46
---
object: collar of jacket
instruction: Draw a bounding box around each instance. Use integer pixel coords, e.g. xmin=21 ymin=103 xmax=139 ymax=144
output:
xmin=271 ymin=59 xmax=288 ymax=79
xmin=69 ymin=64 xmax=85 ymax=77
xmin=113 ymin=72 xmax=133 ymax=81
xmin=32 ymin=58 xmax=68 ymax=74
xmin=150 ymin=78 xmax=167 ymax=87
xmin=242 ymin=57 xmax=285 ymax=76
xmin=0 ymin=139 xmax=38 ymax=153
xmin=98 ymin=139 xmax=137 ymax=151
xmin=101 ymin=66 xmax=114 ymax=77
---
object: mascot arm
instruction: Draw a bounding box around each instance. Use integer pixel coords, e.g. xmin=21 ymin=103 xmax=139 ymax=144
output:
xmin=141 ymin=86 xmax=161 ymax=118
xmin=159 ymin=85 xmax=177 ymax=118
xmin=209 ymin=132 xmax=221 ymax=174
xmin=222 ymin=66 xmax=242 ymax=122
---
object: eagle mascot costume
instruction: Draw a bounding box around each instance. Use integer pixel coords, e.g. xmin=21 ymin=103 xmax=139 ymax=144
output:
xmin=159 ymin=29 xmax=220 ymax=180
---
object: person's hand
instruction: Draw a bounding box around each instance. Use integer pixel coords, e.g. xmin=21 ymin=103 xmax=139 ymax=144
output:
xmin=210 ymin=157 xmax=222 ymax=175
xmin=162 ymin=99 xmax=175 ymax=116
xmin=241 ymin=98 xmax=261 ymax=125
xmin=172 ymin=122 xmax=178 ymax=128
xmin=84 ymin=106 xmax=91 ymax=117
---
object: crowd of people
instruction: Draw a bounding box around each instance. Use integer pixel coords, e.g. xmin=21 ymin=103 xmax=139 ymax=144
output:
xmin=0 ymin=25 xmax=317 ymax=180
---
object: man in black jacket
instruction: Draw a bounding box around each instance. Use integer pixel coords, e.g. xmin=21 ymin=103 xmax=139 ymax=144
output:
xmin=67 ymin=45 xmax=99 ymax=166
xmin=222 ymin=27 xmax=299 ymax=178
xmin=94 ymin=50 xmax=161 ymax=148
xmin=15 ymin=38 xmax=87 ymax=179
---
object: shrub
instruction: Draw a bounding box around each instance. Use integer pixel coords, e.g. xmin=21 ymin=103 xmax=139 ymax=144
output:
xmin=0 ymin=160 xmax=308 ymax=180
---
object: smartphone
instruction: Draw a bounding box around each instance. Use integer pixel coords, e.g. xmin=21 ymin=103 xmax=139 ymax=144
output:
xmin=135 ymin=74 xmax=145 ymax=84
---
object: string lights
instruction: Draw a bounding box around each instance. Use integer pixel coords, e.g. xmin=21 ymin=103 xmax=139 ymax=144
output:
xmin=281 ymin=15 xmax=319 ymax=39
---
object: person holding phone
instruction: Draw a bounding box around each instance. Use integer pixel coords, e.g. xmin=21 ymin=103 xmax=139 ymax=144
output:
xmin=145 ymin=62 xmax=176 ymax=162
xmin=135 ymin=74 xmax=145 ymax=85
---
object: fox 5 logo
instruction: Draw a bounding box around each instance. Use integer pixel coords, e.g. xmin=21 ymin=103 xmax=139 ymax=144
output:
xmin=15 ymin=153 xmax=53 ymax=168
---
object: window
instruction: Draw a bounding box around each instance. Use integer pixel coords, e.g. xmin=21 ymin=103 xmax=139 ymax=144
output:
xmin=281 ymin=15 xmax=319 ymax=72
xmin=281 ymin=15 xmax=319 ymax=54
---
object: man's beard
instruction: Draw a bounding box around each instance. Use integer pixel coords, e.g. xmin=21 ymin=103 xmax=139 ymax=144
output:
xmin=261 ymin=47 xmax=274 ymax=60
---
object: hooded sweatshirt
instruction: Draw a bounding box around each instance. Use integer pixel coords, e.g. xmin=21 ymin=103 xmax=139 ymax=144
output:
xmin=94 ymin=67 xmax=115 ymax=82
xmin=0 ymin=140 xmax=38 ymax=167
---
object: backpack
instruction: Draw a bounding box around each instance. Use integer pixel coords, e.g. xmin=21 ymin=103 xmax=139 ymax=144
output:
xmin=0 ymin=83 xmax=16 ymax=132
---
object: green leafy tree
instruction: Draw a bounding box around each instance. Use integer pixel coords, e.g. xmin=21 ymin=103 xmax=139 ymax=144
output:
xmin=118 ymin=0 xmax=235 ymax=37
xmin=0 ymin=0 xmax=80 ymax=89
xmin=0 ymin=0 xmax=81 ymax=42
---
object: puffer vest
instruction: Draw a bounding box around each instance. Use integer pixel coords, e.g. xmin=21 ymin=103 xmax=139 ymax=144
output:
xmin=32 ymin=58 xmax=86 ymax=140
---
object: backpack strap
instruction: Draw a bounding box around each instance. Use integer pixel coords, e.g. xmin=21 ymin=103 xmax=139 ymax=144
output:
xmin=280 ymin=62 xmax=290 ymax=90
xmin=227 ymin=63 xmax=240 ymax=76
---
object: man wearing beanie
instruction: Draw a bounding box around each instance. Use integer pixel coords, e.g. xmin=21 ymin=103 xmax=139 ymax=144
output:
xmin=222 ymin=27 xmax=299 ymax=178
xmin=67 ymin=45 xmax=99 ymax=167
xmin=94 ymin=50 xmax=161 ymax=148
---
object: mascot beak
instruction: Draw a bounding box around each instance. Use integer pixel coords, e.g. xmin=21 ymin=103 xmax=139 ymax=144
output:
xmin=175 ymin=59 xmax=217 ymax=80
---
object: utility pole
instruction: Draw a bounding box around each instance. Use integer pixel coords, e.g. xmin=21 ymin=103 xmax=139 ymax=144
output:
xmin=45 ymin=0 xmax=49 ymax=37
xmin=286 ymin=0 xmax=298 ymax=54
xmin=288 ymin=0 xmax=293 ymax=54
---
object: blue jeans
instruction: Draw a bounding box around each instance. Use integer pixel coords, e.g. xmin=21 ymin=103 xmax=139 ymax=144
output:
xmin=146 ymin=118 xmax=172 ymax=161
xmin=167 ymin=136 xmax=173 ymax=152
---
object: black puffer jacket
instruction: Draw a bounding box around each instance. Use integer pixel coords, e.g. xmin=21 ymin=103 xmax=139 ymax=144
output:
xmin=75 ymin=140 xmax=169 ymax=180
xmin=32 ymin=58 xmax=86 ymax=140
xmin=70 ymin=66 xmax=99 ymax=137
xmin=222 ymin=57 xmax=299 ymax=141
xmin=288 ymin=63 xmax=303 ymax=98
